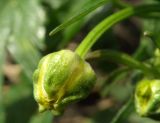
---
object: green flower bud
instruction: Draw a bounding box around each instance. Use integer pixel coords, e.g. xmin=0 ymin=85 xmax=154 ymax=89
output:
xmin=33 ymin=50 xmax=96 ymax=115
xmin=135 ymin=79 xmax=160 ymax=120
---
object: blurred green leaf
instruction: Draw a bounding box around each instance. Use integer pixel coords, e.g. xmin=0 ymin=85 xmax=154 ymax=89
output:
xmin=0 ymin=0 xmax=11 ymax=122
xmin=129 ymin=113 xmax=160 ymax=123
xmin=4 ymin=81 xmax=32 ymax=106
xmin=142 ymin=0 xmax=160 ymax=4
xmin=89 ymin=108 xmax=116 ymax=123
xmin=44 ymin=0 xmax=69 ymax=9
xmin=0 ymin=0 xmax=45 ymax=122
xmin=101 ymin=68 xmax=130 ymax=97
xmin=29 ymin=112 xmax=53 ymax=123
xmin=4 ymin=73 xmax=36 ymax=123
xmin=0 ymin=0 xmax=45 ymax=80
xmin=5 ymin=95 xmax=36 ymax=123
xmin=133 ymin=36 xmax=155 ymax=61
xmin=143 ymin=19 xmax=160 ymax=48
xmin=0 ymin=48 xmax=5 ymax=122
xmin=110 ymin=97 xmax=134 ymax=123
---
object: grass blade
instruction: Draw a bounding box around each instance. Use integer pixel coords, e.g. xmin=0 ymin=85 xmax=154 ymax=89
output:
xmin=49 ymin=0 xmax=110 ymax=36
xmin=110 ymin=97 xmax=134 ymax=123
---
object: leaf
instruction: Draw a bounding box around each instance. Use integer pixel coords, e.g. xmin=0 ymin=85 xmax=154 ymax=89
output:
xmin=4 ymin=79 xmax=32 ymax=106
xmin=57 ymin=0 xmax=95 ymax=48
xmin=110 ymin=97 xmax=134 ymax=123
xmin=0 ymin=0 xmax=45 ymax=120
xmin=29 ymin=112 xmax=53 ymax=123
xmin=0 ymin=0 xmax=45 ymax=80
xmin=143 ymin=19 xmax=160 ymax=48
xmin=58 ymin=0 xmax=113 ymax=48
xmin=4 ymin=72 xmax=36 ymax=123
xmin=49 ymin=0 xmax=110 ymax=36
xmin=100 ymin=68 xmax=130 ymax=97
xmin=0 ymin=43 xmax=6 ymax=122
xmin=142 ymin=0 xmax=160 ymax=4
xmin=44 ymin=0 xmax=69 ymax=9
xmin=129 ymin=113 xmax=160 ymax=123
xmin=0 ymin=1 xmax=12 ymax=122
xmin=133 ymin=36 xmax=155 ymax=61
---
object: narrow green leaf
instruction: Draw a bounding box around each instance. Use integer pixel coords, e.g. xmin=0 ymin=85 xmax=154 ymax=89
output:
xmin=110 ymin=97 xmax=134 ymax=123
xmin=75 ymin=4 xmax=160 ymax=58
xmin=49 ymin=0 xmax=110 ymax=36
xmin=57 ymin=0 xmax=101 ymax=48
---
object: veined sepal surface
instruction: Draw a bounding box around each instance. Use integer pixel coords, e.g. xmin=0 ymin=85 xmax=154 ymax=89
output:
xmin=33 ymin=50 xmax=96 ymax=115
xmin=135 ymin=79 xmax=160 ymax=120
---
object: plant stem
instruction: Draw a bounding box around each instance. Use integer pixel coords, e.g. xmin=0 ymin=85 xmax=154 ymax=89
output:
xmin=87 ymin=50 xmax=159 ymax=77
xmin=75 ymin=4 xmax=160 ymax=58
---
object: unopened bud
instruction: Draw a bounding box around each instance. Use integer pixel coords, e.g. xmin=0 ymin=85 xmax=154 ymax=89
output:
xmin=135 ymin=79 xmax=160 ymax=120
xmin=33 ymin=50 xmax=96 ymax=115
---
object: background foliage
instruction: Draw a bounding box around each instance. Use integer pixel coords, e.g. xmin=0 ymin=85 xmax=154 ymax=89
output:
xmin=0 ymin=0 xmax=160 ymax=123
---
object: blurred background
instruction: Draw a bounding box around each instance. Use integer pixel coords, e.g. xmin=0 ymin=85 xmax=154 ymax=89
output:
xmin=0 ymin=0 xmax=160 ymax=123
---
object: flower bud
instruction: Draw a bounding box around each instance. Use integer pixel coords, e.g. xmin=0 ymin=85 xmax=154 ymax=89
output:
xmin=33 ymin=50 xmax=96 ymax=115
xmin=135 ymin=79 xmax=160 ymax=120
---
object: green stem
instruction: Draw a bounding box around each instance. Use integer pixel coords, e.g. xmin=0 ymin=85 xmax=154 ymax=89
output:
xmin=87 ymin=50 xmax=159 ymax=77
xmin=75 ymin=4 xmax=160 ymax=58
